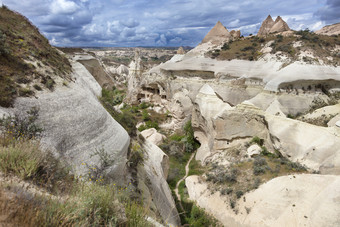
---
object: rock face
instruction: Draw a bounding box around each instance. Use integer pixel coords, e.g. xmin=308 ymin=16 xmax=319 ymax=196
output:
xmin=12 ymin=61 xmax=130 ymax=179
xmin=269 ymin=16 xmax=290 ymax=34
xmin=201 ymin=21 xmax=231 ymax=44
xmin=257 ymin=15 xmax=275 ymax=36
xmin=186 ymin=174 xmax=340 ymax=227
xmin=258 ymin=15 xmax=290 ymax=36
xmin=316 ymin=22 xmax=340 ymax=36
xmin=78 ymin=57 xmax=115 ymax=89
xmin=141 ymin=140 xmax=180 ymax=226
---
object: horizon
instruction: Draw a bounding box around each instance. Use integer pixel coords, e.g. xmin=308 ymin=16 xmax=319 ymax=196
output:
xmin=1 ymin=0 xmax=339 ymax=47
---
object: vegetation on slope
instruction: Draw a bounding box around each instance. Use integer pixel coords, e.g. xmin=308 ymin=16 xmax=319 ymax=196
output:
xmin=0 ymin=5 xmax=72 ymax=107
xmin=206 ymin=30 xmax=340 ymax=65
xmin=0 ymin=110 xmax=151 ymax=226
xmin=205 ymin=136 xmax=309 ymax=213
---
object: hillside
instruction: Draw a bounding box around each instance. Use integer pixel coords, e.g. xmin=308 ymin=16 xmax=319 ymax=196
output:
xmin=0 ymin=5 xmax=71 ymax=107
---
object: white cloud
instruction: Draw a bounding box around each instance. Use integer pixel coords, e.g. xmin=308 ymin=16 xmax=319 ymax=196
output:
xmin=51 ymin=0 xmax=79 ymax=15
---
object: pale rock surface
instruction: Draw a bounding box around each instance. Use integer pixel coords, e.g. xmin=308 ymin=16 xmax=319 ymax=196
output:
xmin=142 ymin=140 xmax=180 ymax=226
xmin=266 ymin=114 xmax=340 ymax=174
xmin=328 ymin=114 xmax=340 ymax=127
xmin=265 ymin=99 xmax=286 ymax=117
xmin=13 ymin=62 xmax=130 ymax=178
xmin=336 ymin=120 xmax=340 ymax=127
xmin=316 ymin=22 xmax=340 ymax=36
xmin=257 ymin=15 xmax=275 ymax=36
xmin=141 ymin=128 xmax=166 ymax=146
xmin=201 ymin=21 xmax=231 ymax=44
xmin=192 ymin=84 xmax=233 ymax=162
xmin=269 ymin=16 xmax=290 ymax=34
xmin=247 ymin=144 xmax=262 ymax=157
xmin=303 ymin=103 xmax=340 ymax=120
xmin=186 ymin=174 xmax=340 ymax=227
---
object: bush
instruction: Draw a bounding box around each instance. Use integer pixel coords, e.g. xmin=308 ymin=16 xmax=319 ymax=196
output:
xmin=250 ymin=136 xmax=264 ymax=146
xmin=185 ymin=205 xmax=217 ymax=226
xmin=236 ymin=190 xmax=244 ymax=199
xmin=183 ymin=120 xmax=200 ymax=153
xmin=253 ymin=157 xmax=268 ymax=175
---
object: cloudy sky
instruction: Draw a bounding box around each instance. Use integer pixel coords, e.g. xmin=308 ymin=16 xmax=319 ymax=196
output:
xmin=1 ymin=0 xmax=339 ymax=47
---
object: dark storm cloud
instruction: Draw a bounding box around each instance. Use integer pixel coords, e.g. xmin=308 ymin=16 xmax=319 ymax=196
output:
xmin=1 ymin=0 xmax=328 ymax=47
xmin=315 ymin=0 xmax=340 ymax=23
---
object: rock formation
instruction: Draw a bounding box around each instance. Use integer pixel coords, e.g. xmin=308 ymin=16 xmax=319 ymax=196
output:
xmin=10 ymin=61 xmax=130 ymax=179
xmin=201 ymin=21 xmax=231 ymax=44
xmin=230 ymin=30 xmax=241 ymax=39
xmin=140 ymin=140 xmax=180 ymax=226
xmin=316 ymin=22 xmax=340 ymax=36
xmin=269 ymin=16 xmax=291 ymax=34
xmin=177 ymin=46 xmax=185 ymax=54
xmin=257 ymin=15 xmax=275 ymax=36
xmin=258 ymin=15 xmax=290 ymax=36
xmin=186 ymin=174 xmax=340 ymax=227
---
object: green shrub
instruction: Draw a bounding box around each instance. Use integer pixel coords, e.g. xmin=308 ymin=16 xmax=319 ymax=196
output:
xmin=185 ymin=205 xmax=217 ymax=226
xmin=236 ymin=190 xmax=244 ymax=199
xmin=250 ymin=136 xmax=263 ymax=146
xmin=183 ymin=120 xmax=200 ymax=153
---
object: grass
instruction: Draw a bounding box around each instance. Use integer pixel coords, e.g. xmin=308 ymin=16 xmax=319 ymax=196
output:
xmin=0 ymin=6 xmax=72 ymax=107
xmin=206 ymin=31 xmax=340 ymax=66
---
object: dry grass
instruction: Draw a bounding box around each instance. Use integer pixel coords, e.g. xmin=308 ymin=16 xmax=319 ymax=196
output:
xmin=0 ymin=6 xmax=72 ymax=107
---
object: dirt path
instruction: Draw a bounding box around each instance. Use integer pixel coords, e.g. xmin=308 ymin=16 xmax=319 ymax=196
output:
xmin=174 ymin=152 xmax=195 ymax=212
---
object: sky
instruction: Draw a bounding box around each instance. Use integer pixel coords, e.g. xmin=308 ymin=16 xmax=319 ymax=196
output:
xmin=1 ymin=0 xmax=339 ymax=47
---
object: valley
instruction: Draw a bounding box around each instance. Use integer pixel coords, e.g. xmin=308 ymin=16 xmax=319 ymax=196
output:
xmin=0 ymin=4 xmax=340 ymax=227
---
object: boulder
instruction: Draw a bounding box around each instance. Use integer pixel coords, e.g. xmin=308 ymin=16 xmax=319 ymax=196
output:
xmin=141 ymin=128 xmax=166 ymax=146
xmin=247 ymin=144 xmax=262 ymax=157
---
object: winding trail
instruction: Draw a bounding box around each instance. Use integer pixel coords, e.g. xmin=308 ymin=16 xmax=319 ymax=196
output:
xmin=174 ymin=152 xmax=195 ymax=212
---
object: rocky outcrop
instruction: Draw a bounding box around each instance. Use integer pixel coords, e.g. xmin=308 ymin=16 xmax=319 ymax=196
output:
xmin=258 ymin=15 xmax=290 ymax=36
xmin=10 ymin=61 xmax=130 ymax=179
xmin=177 ymin=47 xmax=185 ymax=55
xmin=78 ymin=56 xmax=115 ymax=89
xmin=186 ymin=174 xmax=340 ymax=227
xmin=258 ymin=15 xmax=275 ymax=36
xmin=201 ymin=21 xmax=231 ymax=44
xmin=230 ymin=30 xmax=241 ymax=39
xmin=140 ymin=140 xmax=180 ymax=226
xmin=141 ymin=128 xmax=166 ymax=146
xmin=269 ymin=16 xmax=290 ymax=34
xmin=316 ymin=23 xmax=340 ymax=36
xmin=266 ymin=114 xmax=340 ymax=174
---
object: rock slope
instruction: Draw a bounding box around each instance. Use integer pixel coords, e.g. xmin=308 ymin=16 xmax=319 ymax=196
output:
xmin=316 ymin=22 xmax=340 ymax=36
xmin=6 ymin=60 xmax=130 ymax=179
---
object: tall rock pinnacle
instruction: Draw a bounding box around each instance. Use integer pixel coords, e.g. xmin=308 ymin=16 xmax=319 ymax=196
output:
xmin=202 ymin=21 xmax=231 ymax=44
